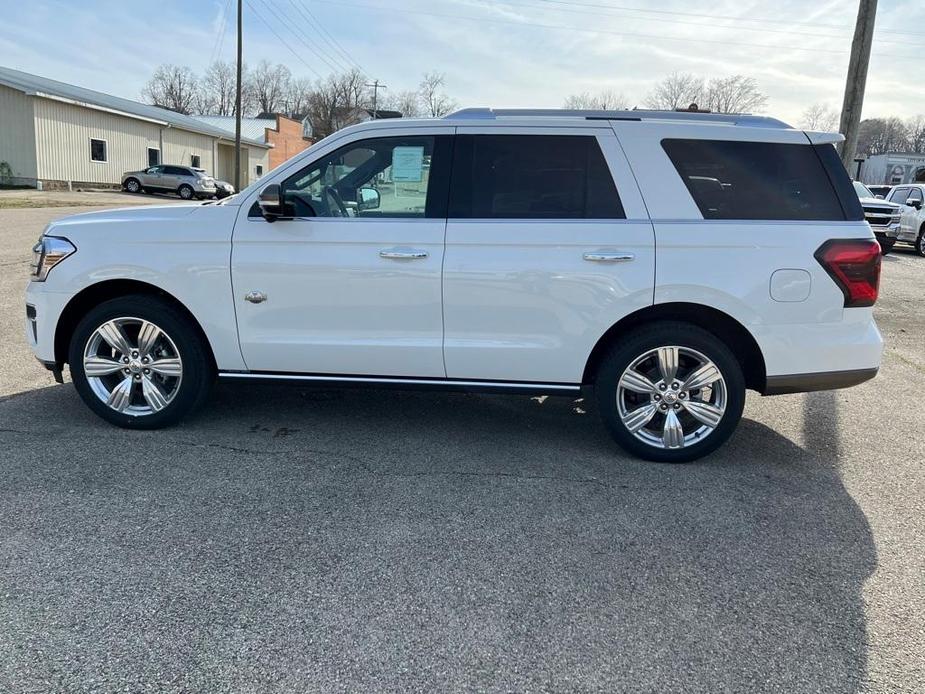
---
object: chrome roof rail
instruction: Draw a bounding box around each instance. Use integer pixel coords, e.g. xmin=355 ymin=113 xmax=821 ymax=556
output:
xmin=445 ymin=107 xmax=792 ymax=129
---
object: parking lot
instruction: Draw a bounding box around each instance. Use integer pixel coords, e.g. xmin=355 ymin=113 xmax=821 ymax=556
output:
xmin=1 ymin=201 xmax=923 ymax=692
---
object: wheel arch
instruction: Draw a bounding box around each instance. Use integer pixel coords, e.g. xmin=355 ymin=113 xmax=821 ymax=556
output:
xmin=54 ymin=279 xmax=216 ymax=369
xmin=582 ymin=302 xmax=767 ymax=392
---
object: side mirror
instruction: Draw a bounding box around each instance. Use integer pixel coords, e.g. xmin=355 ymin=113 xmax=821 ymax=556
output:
xmin=906 ymin=197 xmax=922 ymax=210
xmin=875 ymin=194 xmax=884 ymax=199
xmin=258 ymin=184 xmax=283 ymax=221
xmin=357 ymin=186 xmax=380 ymax=211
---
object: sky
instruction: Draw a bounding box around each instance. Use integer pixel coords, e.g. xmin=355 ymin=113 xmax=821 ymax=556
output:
xmin=1 ymin=0 xmax=924 ymax=125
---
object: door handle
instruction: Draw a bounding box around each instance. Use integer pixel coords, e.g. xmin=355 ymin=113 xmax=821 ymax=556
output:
xmin=379 ymin=249 xmax=428 ymax=259
xmin=583 ymin=251 xmax=635 ymax=262
xmin=244 ymin=290 xmax=267 ymax=304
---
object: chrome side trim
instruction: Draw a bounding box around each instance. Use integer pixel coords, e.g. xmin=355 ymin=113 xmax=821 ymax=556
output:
xmin=218 ymin=372 xmax=581 ymax=393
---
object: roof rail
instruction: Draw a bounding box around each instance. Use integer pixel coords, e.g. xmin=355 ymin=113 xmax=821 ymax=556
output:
xmin=445 ymin=107 xmax=792 ymax=129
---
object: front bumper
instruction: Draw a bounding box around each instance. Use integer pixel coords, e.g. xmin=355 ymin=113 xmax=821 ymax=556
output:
xmin=870 ymin=222 xmax=901 ymax=239
xmin=24 ymin=281 xmax=71 ymax=366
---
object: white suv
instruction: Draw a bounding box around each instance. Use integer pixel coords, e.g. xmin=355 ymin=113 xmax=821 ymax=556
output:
xmin=25 ymin=108 xmax=883 ymax=462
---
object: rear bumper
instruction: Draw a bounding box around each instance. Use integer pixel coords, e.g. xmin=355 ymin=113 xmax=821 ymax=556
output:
xmin=763 ymin=367 xmax=878 ymax=395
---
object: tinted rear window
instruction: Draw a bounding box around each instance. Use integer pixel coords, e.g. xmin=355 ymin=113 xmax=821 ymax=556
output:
xmin=449 ymin=135 xmax=624 ymax=219
xmin=662 ymin=139 xmax=860 ymax=221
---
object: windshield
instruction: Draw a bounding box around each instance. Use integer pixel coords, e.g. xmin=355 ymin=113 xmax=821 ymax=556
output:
xmin=853 ymin=181 xmax=874 ymax=199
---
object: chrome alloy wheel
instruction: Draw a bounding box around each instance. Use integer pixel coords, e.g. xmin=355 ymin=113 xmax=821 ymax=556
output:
xmin=616 ymin=345 xmax=727 ymax=450
xmin=82 ymin=317 xmax=183 ymax=416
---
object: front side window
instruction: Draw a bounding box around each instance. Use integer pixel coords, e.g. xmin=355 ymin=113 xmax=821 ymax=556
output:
xmin=889 ymin=187 xmax=910 ymax=204
xmin=280 ymin=135 xmax=450 ymax=218
xmin=90 ymin=138 xmax=107 ymax=163
xmin=448 ymin=135 xmax=624 ymax=219
xmin=906 ymin=188 xmax=923 ymax=204
xmin=662 ymin=139 xmax=859 ymax=221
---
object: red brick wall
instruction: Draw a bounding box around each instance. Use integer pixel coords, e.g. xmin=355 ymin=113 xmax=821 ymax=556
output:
xmin=266 ymin=116 xmax=313 ymax=169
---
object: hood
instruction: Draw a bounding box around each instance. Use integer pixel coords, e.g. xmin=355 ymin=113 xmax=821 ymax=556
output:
xmin=857 ymin=196 xmax=900 ymax=209
xmin=44 ymin=203 xmax=201 ymax=235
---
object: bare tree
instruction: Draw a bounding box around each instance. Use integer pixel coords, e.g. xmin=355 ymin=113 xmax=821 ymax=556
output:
xmin=248 ymin=60 xmax=292 ymax=116
xmin=304 ymin=70 xmax=371 ymax=139
xmin=285 ymin=77 xmax=313 ymax=120
xmin=197 ymin=61 xmax=237 ymax=116
xmin=383 ymin=89 xmax=423 ymax=118
xmin=563 ymin=89 xmax=628 ymax=110
xmin=906 ymin=115 xmax=925 ymax=153
xmin=857 ymin=117 xmax=912 ymax=155
xmin=419 ymin=72 xmax=456 ymax=118
xmin=800 ymin=103 xmax=841 ymax=132
xmin=142 ymin=65 xmax=199 ymax=115
xmin=644 ymin=72 xmax=704 ymax=111
xmin=703 ymin=75 xmax=768 ymax=114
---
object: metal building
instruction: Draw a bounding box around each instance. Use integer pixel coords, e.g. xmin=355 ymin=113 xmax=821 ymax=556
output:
xmin=0 ymin=66 xmax=270 ymax=190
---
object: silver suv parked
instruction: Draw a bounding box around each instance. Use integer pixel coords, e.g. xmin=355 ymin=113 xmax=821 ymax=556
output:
xmin=121 ymin=165 xmax=217 ymax=200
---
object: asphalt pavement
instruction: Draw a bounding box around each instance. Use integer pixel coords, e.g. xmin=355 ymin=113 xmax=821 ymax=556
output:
xmin=0 ymin=201 xmax=922 ymax=692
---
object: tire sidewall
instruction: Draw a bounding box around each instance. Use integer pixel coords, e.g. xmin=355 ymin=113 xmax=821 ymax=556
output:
xmin=125 ymin=178 xmax=140 ymax=193
xmin=595 ymin=322 xmax=746 ymax=463
xmin=68 ymin=296 xmax=211 ymax=429
xmin=178 ymin=185 xmax=193 ymax=200
xmin=917 ymin=228 xmax=925 ymax=257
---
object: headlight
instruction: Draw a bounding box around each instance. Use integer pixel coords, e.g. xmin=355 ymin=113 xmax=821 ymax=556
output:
xmin=30 ymin=235 xmax=76 ymax=281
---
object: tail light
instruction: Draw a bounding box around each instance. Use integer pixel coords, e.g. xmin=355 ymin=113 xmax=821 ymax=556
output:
xmin=814 ymin=239 xmax=881 ymax=308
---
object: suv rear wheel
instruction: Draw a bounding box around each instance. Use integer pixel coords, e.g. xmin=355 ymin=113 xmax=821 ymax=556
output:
xmin=68 ymin=295 xmax=213 ymax=429
xmin=124 ymin=178 xmax=141 ymax=194
xmin=595 ymin=322 xmax=746 ymax=462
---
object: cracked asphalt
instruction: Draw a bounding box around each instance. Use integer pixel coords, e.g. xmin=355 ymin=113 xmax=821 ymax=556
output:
xmin=1 ymin=203 xmax=923 ymax=693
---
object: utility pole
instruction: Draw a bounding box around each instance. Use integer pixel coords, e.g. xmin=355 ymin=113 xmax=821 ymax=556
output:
xmin=838 ymin=0 xmax=878 ymax=170
xmin=365 ymin=80 xmax=387 ymax=119
xmin=234 ymin=0 xmax=243 ymax=191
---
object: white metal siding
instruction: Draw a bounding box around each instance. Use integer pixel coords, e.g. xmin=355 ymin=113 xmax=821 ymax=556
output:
xmin=33 ymin=97 xmax=161 ymax=184
xmin=0 ymin=84 xmax=37 ymax=179
xmin=162 ymin=128 xmax=215 ymax=173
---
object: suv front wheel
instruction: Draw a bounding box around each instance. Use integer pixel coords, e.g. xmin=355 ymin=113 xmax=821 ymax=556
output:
xmin=68 ymin=295 xmax=213 ymax=429
xmin=595 ymin=322 xmax=746 ymax=462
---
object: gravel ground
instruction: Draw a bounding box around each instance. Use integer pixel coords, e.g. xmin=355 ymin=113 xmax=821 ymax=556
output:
xmin=0 ymin=203 xmax=923 ymax=693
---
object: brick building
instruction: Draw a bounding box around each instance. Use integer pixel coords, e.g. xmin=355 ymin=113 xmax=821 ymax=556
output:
xmin=194 ymin=114 xmax=314 ymax=171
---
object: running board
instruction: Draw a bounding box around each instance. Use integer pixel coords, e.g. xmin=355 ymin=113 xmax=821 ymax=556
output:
xmin=218 ymin=372 xmax=582 ymax=395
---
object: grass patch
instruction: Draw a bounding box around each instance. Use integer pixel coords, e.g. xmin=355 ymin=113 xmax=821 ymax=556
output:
xmin=0 ymin=199 xmax=105 ymax=209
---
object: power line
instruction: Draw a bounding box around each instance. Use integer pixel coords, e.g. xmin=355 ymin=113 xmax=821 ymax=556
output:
xmin=254 ymin=0 xmax=348 ymax=74
xmin=490 ymin=0 xmax=925 ymax=47
xmin=243 ymin=0 xmax=324 ymax=77
xmin=311 ymin=0 xmax=922 ymax=60
xmin=290 ymin=0 xmax=367 ymax=73
xmin=531 ymin=0 xmax=925 ymax=39
xmin=209 ymin=0 xmax=233 ymax=64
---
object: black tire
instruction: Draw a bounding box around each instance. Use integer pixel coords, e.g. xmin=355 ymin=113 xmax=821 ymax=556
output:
xmin=878 ymin=237 xmax=895 ymax=255
xmin=178 ymin=184 xmax=194 ymax=200
xmin=124 ymin=178 xmax=142 ymax=194
xmin=916 ymin=225 xmax=925 ymax=257
xmin=68 ymin=295 xmax=213 ymax=429
xmin=594 ymin=321 xmax=746 ymax=463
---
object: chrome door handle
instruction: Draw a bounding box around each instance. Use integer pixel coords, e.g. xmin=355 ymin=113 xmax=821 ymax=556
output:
xmin=583 ymin=251 xmax=635 ymax=262
xmin=379 ymin=249 xmax=428 ymax=259
xmin=244 ymin=290 xmax=267 ymax=304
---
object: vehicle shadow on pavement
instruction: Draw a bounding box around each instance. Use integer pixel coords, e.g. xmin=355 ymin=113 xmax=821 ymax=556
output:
xmin=0 ymin=383 xmax=875 ymax=693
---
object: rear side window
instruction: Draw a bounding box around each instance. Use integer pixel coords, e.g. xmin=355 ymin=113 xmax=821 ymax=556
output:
xmin=662 ymin=139 xmax=861 ymax=221
xmin=449 ymin=135 xmax=624 ymax=219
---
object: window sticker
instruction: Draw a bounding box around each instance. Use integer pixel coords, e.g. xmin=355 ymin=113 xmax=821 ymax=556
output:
xmin=392 ymin=146 xmax=425 ymax=182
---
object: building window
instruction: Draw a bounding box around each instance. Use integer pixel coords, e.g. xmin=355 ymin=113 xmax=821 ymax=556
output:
xmin=147 ymin=148 xmax=160 ymax=167
xmin=90 ymin=138 xmax=107 ymax=163
xmin=256 ymin=165 xmax=264 ymax=177
xmin=190 ymin=154 xmax=201 ymax=168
